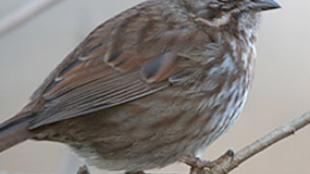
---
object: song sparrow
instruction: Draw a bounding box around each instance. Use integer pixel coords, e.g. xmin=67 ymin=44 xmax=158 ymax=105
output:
xmin=0 ymin=0 xmax=280 ymax=173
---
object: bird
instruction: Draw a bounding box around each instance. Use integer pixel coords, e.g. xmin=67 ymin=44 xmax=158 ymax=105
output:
xmin=0 ymin=0 xmax=280 ymax=173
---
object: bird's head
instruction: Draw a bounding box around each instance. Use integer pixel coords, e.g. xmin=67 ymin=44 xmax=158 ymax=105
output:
xmin=183 ymin=0 xmax=281 ymax=28
xmin=207 ymin=0 xmax=281 ymax=13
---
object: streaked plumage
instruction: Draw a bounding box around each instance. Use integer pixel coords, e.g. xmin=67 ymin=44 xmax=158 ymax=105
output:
xmin=0 ymin=0 xmax=280 ymax=173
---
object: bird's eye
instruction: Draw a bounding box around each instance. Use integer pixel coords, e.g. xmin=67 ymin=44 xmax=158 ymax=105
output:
xmin=205 ymin=8 xmax=222 ymax=20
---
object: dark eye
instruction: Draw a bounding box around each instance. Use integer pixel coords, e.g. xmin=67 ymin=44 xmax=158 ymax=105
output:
xmin=205 ymin=8 xmax=222 ymax=19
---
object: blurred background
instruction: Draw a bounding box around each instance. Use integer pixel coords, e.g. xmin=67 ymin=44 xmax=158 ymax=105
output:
xmin=0 ymin=0 xmax=309 ymax=174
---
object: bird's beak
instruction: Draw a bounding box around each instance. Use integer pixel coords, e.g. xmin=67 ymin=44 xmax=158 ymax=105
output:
xmin=251 ymin=0 xmax=281 ymax=11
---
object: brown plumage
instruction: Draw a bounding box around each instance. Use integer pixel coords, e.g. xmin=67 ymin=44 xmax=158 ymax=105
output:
xmin=0 ymin=0 xmax=280 ymax=173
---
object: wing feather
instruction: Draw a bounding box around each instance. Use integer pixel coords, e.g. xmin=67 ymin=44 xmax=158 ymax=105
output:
xmin=24 ymin=2 xmax=207 ymax=129
xmin=30 ymin=71 xmax=168 ymax=129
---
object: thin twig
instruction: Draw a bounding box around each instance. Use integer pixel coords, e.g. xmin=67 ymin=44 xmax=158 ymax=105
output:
xmin=0 ymin=0 xmax=65 ymax=38
xmin=201 ymin=111 xmax=310 ymax=174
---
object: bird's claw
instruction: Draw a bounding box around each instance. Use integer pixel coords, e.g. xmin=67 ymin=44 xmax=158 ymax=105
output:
xmin=179 ymin=150 xmax=235 ymax=174
xmin=179 ymin=155 xmax=213 ymax=169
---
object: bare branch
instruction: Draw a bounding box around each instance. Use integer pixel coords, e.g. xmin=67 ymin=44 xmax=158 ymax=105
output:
xmin=0 ymin=0 xmax=65 ymax=38
xmin=199 ymin=111 xmax=310 ymax=174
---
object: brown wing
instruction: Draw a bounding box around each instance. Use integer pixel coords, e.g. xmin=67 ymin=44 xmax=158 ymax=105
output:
xmin=27 ymin=3 xmax=204 ymax=129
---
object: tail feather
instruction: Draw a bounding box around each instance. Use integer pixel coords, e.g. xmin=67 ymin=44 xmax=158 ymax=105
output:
xmin=0 ymin=115 xmax=34 ymax=153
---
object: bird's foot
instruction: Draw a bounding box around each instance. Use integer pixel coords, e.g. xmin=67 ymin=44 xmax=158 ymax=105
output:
xmin=179 ymin=150 xmax=235 ymax=174
xmin=77 ymin=165 xmax=90 ymax=174
xmin=180 ymin=155 xmax=212 ymax=169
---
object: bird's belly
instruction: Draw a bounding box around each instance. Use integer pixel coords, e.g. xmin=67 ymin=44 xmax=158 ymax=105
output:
xmin=34 ymin=86 xmax=248 ymax=171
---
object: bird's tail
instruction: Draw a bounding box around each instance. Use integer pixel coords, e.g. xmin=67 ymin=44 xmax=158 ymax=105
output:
xmin=0 ymin=113 xmax=35 ymax=153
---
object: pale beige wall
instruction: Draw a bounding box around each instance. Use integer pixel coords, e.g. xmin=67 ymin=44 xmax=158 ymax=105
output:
xmin=0 ymin=0 xmax=309 ymax=174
